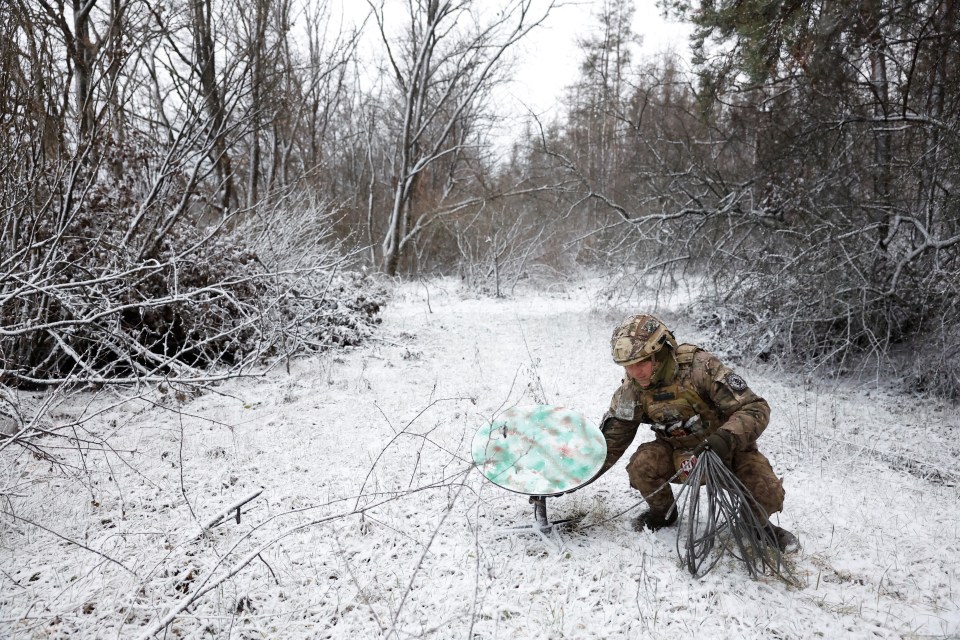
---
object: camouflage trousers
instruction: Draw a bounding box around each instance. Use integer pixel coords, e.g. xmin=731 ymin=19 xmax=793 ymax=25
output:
xmin=626 ymin=438 xmax=785 ymax=519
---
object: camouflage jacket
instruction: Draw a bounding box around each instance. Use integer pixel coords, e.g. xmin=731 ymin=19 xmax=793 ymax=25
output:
xmin=598 ymin=344 xmax=770 ymax=474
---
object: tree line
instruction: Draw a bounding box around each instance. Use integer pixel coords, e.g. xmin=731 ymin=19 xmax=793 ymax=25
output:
xmin=2 ymin=0 xmax=958 ymax=397
xmin=524 ymin=0 xmax=960 ymax=397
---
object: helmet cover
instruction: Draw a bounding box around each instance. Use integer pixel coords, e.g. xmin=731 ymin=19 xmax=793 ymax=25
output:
xmin=610 ymin=314 xmax=677 ymax=365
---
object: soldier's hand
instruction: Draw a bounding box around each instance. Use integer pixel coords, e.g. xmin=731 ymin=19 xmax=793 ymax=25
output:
xmin=696 ymin=430 xmax=735 ymax=467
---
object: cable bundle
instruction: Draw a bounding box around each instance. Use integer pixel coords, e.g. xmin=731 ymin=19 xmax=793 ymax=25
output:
xmin=674 ymin=449 xmax=799 ymax=585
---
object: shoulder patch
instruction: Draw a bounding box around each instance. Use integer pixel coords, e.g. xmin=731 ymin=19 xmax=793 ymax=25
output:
xmin=724 ymin=373 xmax=748 ymax=392
xmin=676 ymin=344 xmax=699 ymax=366
xmin=611 ymin=381 xmax=639 ymax=420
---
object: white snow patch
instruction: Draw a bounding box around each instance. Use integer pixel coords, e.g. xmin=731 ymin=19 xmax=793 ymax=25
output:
xmin=1 ymin=275 xmax=958 ymax=639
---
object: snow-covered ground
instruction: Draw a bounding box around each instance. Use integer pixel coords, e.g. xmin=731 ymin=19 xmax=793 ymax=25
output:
xmin=2 ymin=276 xmax=958 ymax=639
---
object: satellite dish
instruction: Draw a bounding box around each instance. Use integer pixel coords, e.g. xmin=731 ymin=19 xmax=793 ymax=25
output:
xmin=472 ymin=405 xmax=606 ymax=497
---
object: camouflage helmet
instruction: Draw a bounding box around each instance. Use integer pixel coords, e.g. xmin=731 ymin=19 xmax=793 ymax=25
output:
xmin=610 ymin=314 xmax=677 ymax=366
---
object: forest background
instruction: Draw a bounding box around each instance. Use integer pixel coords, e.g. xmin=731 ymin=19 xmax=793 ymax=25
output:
xmin=3 ymin=0 xmax=959 ymax=399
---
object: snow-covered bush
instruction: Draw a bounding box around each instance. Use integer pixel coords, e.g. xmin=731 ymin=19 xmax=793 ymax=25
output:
xmin=0 ymin=159 xmax=384 ymax=387
xmin=690 ymin=216 xmax=960 ymax=398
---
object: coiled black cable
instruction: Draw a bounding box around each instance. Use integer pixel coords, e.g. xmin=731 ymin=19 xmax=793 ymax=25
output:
xmin=673 ymin=450 xmax=799 ymax=586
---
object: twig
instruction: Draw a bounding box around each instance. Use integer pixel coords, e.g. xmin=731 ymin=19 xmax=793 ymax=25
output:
xmin=0 ymin=510 xmax=137 ymax=577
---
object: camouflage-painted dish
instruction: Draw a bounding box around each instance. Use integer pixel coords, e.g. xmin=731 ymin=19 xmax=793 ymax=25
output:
xmin=472 ymin=405 xmax=607 ymax=496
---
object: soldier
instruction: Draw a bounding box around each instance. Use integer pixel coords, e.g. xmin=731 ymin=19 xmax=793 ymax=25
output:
xmin=598 ymin=314 xmax=799 ymax=552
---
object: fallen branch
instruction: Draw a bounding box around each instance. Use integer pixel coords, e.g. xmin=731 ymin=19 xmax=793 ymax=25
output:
xmin=194 ymin=488 xmax=265 ymax=538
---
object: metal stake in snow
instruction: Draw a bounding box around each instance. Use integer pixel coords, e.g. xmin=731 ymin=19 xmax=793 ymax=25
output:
xmin=192 ymin=488 xmax=264 ymax=540
xmin=471 ymin=405 xmax=606 ymax=532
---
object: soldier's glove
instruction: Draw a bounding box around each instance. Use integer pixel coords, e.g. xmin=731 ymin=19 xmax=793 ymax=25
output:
xmin=695 ymin=429 xmax=735 ymax=467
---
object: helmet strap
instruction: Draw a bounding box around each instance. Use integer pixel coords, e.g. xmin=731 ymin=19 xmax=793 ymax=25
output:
xmin=650 ymin=347 xmax=678 ymax=386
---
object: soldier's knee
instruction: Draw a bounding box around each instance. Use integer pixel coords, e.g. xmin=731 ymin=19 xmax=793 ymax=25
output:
xmin=626 ymin=442 xmax=673 ymax=487
xmin=752 ymin=476 xmax=785 ymax=516
xmin=735 ymin=452 xmax=785 ymax=515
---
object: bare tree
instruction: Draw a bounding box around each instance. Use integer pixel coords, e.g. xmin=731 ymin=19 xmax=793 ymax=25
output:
xmin=567 ymin=0 xmax=636 ymax=194
xmin=368 ymin=0 xmax=555 ymax=276
xmin=188 ymin=0 xmax=234 ymax=213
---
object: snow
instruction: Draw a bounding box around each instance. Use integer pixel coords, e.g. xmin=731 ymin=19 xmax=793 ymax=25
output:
xmin=1 ymin=275 xmax=958 ymax=639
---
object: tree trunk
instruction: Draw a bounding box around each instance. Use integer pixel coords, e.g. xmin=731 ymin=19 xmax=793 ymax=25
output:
xmin=191 ymin=0 xmax=233 ymax=214
xmin=72 ymin=0 xmax=95 ymax=142
xmin=246 ymin=0 xmax=269 ymax=209
xmin=863 ymin=0 xmax=892 ymax=252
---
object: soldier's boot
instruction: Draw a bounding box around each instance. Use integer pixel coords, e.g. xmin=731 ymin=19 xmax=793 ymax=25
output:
xmin=632 ymin=505 xmax=678 ymax=532
xmin=764 ymin=523 xmax=801 ymax=553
